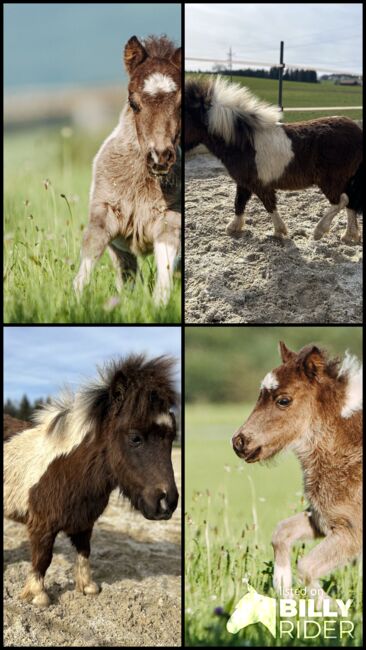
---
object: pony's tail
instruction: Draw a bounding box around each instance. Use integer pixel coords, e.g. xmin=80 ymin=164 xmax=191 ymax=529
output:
xmin=345 ymin=162 xmax=363 ymax=214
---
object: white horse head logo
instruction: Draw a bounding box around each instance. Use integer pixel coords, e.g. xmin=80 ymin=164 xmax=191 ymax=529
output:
xmin=227 ymin=584 xmax=277 ymax=638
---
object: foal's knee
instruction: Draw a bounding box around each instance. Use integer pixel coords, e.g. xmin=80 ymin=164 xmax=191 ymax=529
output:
xmin=271 ymin=521 xmax=290 ymax=552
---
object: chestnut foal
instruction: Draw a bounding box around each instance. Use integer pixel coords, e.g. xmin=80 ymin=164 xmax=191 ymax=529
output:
xmin=232 ymin=342 xmax=362 ymax=601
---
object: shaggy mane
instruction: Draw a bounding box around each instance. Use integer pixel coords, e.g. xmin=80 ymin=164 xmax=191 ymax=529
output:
xmin=338 ymin=351 xmax=362 ymax=418
xmin=32 ymin=354 xmax=178 ymax=439
xmin=142 ymin=35 xmax=177 ymax=60
xmin=207 ymin=76 xmax=281 ymax=145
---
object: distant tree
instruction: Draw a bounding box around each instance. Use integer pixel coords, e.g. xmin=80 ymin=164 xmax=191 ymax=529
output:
xmin=18 ymin=394 xmax=32 ymax=420
xmin=4 ymin=398 xmax=17 ymax=417
xmin=212 ymin=64 xmax=226 ymax=72
xmin=4 ymin=395 xmax=51 ymax=419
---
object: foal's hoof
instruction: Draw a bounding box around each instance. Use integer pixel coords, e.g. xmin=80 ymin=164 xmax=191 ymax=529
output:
xmin=20 ymin=589 xmax=51 ymax=607
xmin=83 ymin=581 xmax=100 ymax=596
xmin=313 ymin=225 xmax=327 ymax=240
xmin=226 ymin=222 xmax=243 ymax=235
xmin=341 ymin=231 xmax=361 ymax=245
xmin=32 ymin=591 xmax=51 ymax=607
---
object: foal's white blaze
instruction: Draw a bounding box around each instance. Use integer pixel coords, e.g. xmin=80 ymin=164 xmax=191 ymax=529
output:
xmin=338 ymin=352 xmax=362 ymax=418
xmin=154 ymin=412 xmax=173 ymax=428
xmin=260 ymin=371 xmax=279 ymax=391
xmin=143 ymin=73 xmax=177 ymax=95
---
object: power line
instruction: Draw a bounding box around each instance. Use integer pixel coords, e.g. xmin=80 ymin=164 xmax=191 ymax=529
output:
xmin=185 ymin=56 xmax=362 ymax=76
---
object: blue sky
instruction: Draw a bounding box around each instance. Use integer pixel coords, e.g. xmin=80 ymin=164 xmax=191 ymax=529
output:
xmin=186 ymin=3 xmax=362 ymax=75
xmin=4 ymin=327 xmax=181 ymax=402
xmin=4 ymin=3 xmax=181 ymax=90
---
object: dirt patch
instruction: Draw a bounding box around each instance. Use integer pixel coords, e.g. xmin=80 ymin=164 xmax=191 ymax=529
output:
xmin=185 ymin=153 xmax=362 ymax=323
xmin=4 ymin=450 xmax=181 ymax=647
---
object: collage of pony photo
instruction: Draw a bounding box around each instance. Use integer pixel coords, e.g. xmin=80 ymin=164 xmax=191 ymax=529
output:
xmin=3 ymin=2 xmax=363 ymax=648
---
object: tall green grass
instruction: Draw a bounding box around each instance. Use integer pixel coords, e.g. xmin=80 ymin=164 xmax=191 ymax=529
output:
xmin=4 ymin=127 xmax=181 ymax=323
xmin=185 ymin=404 xmax=363 ymax=647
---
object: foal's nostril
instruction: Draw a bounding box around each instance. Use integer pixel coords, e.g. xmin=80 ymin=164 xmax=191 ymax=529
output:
xmin=164 ymin=148 xmax=175 ymax=164
xmin=233 ymin=434 xmax=244 ymax=453
xmin=233 ymin=434 xmax=245 ymax=454
xmin=159 ymin=495 xmax=169 ymax=513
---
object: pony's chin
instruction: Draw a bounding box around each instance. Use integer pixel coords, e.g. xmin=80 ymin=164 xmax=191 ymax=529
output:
xmin=148 ymin=168 xmax=170 ymax=178
xmin=244 ymin=446 xmax=262 ymax=463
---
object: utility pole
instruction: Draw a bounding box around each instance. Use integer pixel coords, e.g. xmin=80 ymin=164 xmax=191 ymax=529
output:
xmin=278 ymin=40 xmax=285 ymax=114
xmin=228 ymin=46 xmax=232 ymax=82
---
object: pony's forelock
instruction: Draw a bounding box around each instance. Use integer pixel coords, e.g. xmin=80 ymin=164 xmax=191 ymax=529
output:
xmin=32 ymin=354 xmax=179 ymax=441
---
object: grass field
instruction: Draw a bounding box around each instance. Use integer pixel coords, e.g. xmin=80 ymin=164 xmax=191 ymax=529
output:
xmin=185 ymin=74 xmax=362 ymax=122
xmin=4 ymin=127 xmax=181 ymax=323
xmin=185 ymin=403 xmax=363 ymax=647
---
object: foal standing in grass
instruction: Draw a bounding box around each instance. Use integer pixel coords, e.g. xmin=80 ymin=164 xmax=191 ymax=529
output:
xmin=4 ymin=355 xmax=179 ymax=607
xmin=74 ymin=35 xmax=181 ymax=304
xmin=232 ymin=342 xmax=362 ymax=600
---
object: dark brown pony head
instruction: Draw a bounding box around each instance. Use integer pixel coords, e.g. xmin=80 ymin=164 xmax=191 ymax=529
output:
xmin=124 ymin=35 xmax=181 ymax=177
xmin=184 ymin=77 xmax=211 ymax=150
xmin=88 ymin=354 xmax=179 ymax=520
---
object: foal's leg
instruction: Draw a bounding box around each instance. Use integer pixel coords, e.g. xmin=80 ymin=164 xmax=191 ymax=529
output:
xmin=73 ymin=204 xmax=119 ymax=297
xmin=226 ymin=186 xmax=252 ymax=234
xmin=272 ymin=511 xmax=318 ymax=596
xmin=107 ymin=244 xmax=138 ymax=293
xmin=68 ymin=529 xmax=100 ymax=595
xmin=20 ymin=529 xmax=56 ymax=607
xmin=313 ymin=193 xmax=348 ymax=240
xmin=297 ymin=530 xmax=360 ymax=603
xmin=341 ymin=208 xmax=361 ymax=245
xmin=153 ymin=211 xmax=180 ymax=305
xmin=257 ymin=189 xmax=288 ymax=237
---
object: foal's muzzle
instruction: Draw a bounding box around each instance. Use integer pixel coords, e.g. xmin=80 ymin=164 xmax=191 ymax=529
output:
xmin=139 ymin=487 xmax=179 ymax=521
xmin=147 ymin=147 xmax=176 ymax=176
xmin=232 ymin=432 xmax=262 ymax=463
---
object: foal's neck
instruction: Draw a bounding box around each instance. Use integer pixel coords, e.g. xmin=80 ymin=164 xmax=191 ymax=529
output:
xmin=292 ymin=412 xmax=361 ymax=504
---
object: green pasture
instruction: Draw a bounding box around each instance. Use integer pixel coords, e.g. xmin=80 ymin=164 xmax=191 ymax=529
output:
xmin=4 ymin=127 xmax=181 ymax=323
xmin=185 ymin=403 xmax=363 ymax=647
xmin=185 ymin=74 xmax=362 ymax=122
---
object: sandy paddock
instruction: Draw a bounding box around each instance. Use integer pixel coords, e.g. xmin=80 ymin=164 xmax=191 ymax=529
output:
xmin=185 ymin=152 xmax=362 ymax=324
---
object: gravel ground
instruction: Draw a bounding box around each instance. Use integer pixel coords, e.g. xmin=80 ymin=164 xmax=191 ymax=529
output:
xmin=4 ymin=449 xmax=181 ymax=647
xmin=185 ymin=152 xmax=363 ymax=324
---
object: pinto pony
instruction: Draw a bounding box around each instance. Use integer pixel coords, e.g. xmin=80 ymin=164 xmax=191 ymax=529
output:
xmin=4 ymin=355 xmax=179 ymax=607
xmin=185 ymin=76 xmax=363 ymax=244
xmin=74 ymin=35 xmax=181 ymax=304
xmin=232 ymin=342 xmax=362 ymax=600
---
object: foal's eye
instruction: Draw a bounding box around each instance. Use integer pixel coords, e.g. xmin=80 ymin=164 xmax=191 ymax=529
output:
xmin=129 ymin=98 xmax=140 ymax=113
xmin=128 ymin=433 xmax=143 ymax=447
xmin=276 ymin=397 xmax=292 ymax=408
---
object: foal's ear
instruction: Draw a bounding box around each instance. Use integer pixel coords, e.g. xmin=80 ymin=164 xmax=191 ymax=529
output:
xmin=298 ymin=345 xmax=325 ymax=380
xmin=171 ymin=47 xmax=181 ymax=70
xmin=109 ymin=370 xmax=129 ymax=404
xmin=278 ymin=341 xmax=296 ymax=363
xmin=124 ymin=36 xmax=148 ymax=74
